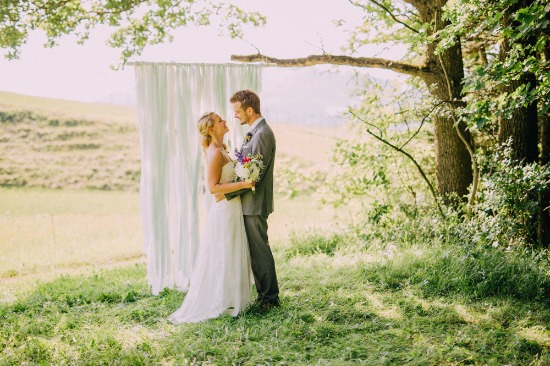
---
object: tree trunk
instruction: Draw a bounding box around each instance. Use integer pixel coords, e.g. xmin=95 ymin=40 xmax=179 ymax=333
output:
xmin=538 ymin=46 xmax=550 ymax=247
xmin=496 ymin=74 xmax=538 ymax=164
xmin=538 ymin=111 xmax=550 ymax=247
xmin=422 ymin=6 xmax=473 ymax=201
xmin=495 ymin=0 xmax=541 ymax=245
xmin=497 ymin=1 xmax=538 ymax=164
xmin=540 ymin=107 xmax=550 ymax=165
xmin=431 ymin=113 xmax=473 ymax=200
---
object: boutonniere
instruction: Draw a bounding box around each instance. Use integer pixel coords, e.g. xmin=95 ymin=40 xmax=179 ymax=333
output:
xmin=243 ymin=132 xmax=253 ymax=144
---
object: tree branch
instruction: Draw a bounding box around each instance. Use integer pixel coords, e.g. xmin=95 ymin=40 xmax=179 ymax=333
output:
xmin=399 ymin=100 xmax=445 ymax=149
xmin=437 ymin=51 xmax=479 ymax=215
xmin=230 ymin=53 xmax=429 ymax=77
xmin=349 ymin=0 xmax=419 ymax=34
xmin=348 ymin=108 xmax=445 ymax=217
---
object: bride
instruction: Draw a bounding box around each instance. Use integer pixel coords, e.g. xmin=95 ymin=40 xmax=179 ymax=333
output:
xmin=169 ymin=112 xmax=255 ymax=323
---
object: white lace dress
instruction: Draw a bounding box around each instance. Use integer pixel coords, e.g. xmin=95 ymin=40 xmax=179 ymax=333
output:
xmin=168 ymin=161 xmax=253 ymax=323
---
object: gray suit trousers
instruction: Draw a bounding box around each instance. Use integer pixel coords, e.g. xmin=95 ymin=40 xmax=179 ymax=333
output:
xmin=243 ymin=215 xmax=279 ymax=303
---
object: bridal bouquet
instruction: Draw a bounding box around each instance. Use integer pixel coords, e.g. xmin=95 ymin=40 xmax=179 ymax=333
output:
xmin=234 ymin=149 xmax=264 ymax=192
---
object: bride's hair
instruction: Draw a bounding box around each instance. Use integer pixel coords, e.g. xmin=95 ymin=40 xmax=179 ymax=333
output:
xmin=197 ymin=112 xmax=227 ymax=150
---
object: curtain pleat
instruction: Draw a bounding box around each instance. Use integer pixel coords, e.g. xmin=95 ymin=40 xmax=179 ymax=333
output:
xmin=134 ymin=63 xmax=262 ymax=295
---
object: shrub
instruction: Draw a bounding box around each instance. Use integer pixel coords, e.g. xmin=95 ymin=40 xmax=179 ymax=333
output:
xmin=454 ymin=142 xmax=550 ymax=248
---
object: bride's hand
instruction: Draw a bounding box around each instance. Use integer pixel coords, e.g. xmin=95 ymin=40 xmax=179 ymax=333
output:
xmin=240 ymin=180 xmax=256 ymax=189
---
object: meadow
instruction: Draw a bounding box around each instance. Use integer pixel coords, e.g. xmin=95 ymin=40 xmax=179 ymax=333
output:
xmin=1 ymin=92 xmax=549 ymax=365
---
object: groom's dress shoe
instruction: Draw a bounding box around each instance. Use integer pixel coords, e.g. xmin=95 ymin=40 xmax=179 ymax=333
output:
xmin=244 ymin=300 xmax=279 ymax=314
xmin=257 ymin=297 xmax=280 ymax=309
xmin=260 ymin=302 xmax=279 ymax=310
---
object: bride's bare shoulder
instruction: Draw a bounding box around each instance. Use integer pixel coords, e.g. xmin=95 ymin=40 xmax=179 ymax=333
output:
xmin=205 ymin=146 xmax=224 ymax=164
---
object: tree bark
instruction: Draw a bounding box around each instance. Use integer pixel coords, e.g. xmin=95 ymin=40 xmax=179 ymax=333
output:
xmin=497 ymin=0 xmax=538 ymax=164
xmin=496 ymin=72 xmax=538 ymax=164
xmin=495 ymin=0 xmax=541 ymax=245
xmin=230 ymin=54 xmax=429 ymax=77
xmin=538 ymin=110 xmax=550 ymax=247
xmin=422 ymin=17 xmax=473 ymax=200
xmin=538 ymin=46 xmax=550 ymax=247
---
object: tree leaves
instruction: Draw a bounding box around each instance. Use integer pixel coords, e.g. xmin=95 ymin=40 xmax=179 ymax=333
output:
xmin=0 ymin=0 xmax=266 ymax=67
xmin=439 ymin=0 xmax=549 ymax=136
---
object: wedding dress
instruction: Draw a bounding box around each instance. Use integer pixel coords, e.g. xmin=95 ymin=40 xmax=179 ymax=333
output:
xmin=168 ymin=159 xmax=253 ymax=323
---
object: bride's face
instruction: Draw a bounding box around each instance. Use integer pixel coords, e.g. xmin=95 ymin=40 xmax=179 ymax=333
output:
xmin=211 ymin=114 xmax=229 ymax=137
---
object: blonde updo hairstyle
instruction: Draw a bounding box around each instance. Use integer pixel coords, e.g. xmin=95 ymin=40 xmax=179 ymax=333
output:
xmin=197 ymin=112 xmax=227 ymax=150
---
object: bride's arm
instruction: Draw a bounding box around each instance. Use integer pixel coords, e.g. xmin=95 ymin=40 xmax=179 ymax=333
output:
xmin=207 ymin=149 xmax=253 ymax=195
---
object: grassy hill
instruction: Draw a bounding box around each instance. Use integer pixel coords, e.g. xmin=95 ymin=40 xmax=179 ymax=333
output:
xmin=0 ymin=91 xmax=342 ymax=190
xmin=0 ymin=91 xmax=137 ymax=125
xmin=0 ymin=92 xmax=141 ymax=190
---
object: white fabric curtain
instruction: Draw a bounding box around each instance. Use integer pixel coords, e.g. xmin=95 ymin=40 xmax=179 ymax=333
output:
xmin=134 ymin=63 xmax=262 ymax=295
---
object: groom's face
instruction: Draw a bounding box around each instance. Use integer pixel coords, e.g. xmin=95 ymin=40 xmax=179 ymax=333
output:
xmin=233 ymin=102 xmax=250 ymax=125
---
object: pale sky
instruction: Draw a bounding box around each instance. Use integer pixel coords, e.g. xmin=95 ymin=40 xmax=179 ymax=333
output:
xmin=0 ymin=0 xmax=404 ymax=104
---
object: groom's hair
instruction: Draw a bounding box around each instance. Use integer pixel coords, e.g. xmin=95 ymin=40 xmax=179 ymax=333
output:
xmin=230 ymin=90 xmax=261 ymax=115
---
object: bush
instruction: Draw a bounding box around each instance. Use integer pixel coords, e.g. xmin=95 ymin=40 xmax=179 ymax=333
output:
xmin=462 ymin=142 xmax=550 ymax=248
xmin=356 ymin=211 xmax=550 ymax=301
xmin=448 ymin=144 xmax=550 ymax=248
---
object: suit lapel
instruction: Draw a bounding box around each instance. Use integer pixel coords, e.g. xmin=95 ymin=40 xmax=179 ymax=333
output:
xmin=249 ymin=118 xmax=266 ymax=136
xmin=240 ymin=118 xmax=266 ymax=153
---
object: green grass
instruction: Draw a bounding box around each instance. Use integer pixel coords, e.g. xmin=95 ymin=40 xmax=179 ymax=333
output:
xmin=1 ymin=247 xmax=548 ymax=365
xmin=2 ymin=195 xmax=549 ymax=364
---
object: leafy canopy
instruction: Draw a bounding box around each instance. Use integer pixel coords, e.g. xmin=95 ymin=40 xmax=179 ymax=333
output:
xmin=0 ymin=0 xmax=265 ymax=67
xmin=438 ymin=0 xmax=550 ymax=131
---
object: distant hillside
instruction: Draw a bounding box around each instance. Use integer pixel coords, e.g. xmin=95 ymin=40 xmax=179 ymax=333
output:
xmin=0 ymin=91 xmax=136 ymax=125
xmin=0 ymin=109 xmax=141 ymax=190
xmin=0 ymin=92 xmax=140 ymax=189
xmin=262 ymin=67 xmax=358 ymax=126
xmin=0 ymin=92 xmax=343 ymax=190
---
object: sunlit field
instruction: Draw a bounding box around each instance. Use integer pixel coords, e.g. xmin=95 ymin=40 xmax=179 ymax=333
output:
xmin=0 ymin=91 xmax=345 ymax=279
xmin=0 ymin=188 xmax=343 ymax=278
xmin=0 ymin=188 xmax=142 ymax=277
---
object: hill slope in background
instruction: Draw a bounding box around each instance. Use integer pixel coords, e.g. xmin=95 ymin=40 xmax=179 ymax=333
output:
xmin=0 ymin=108 xmax=141 ymax=190
xmin=0 ymin=92 xmax=343 ymax=190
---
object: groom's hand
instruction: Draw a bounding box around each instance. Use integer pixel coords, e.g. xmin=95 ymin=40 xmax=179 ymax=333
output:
xmin=214 ymin=193 xmax=225 ymax=202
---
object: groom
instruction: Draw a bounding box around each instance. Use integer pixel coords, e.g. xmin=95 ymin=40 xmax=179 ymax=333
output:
xmin=225 ymin=90 xmax=280 ymax=308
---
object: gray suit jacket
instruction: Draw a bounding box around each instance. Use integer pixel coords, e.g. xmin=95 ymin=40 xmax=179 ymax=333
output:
xmin=226 ymin=118 xmax=275 ymax=216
